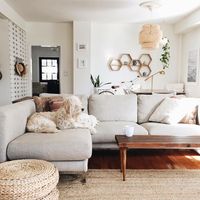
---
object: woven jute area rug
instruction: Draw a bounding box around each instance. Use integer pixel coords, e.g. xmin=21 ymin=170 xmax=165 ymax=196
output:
xmin=58 ymin=169 xmax=200 ymax=200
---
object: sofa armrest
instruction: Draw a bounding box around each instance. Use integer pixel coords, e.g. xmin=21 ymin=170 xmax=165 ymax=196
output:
xmin=0 ymin=100 xmax=35 ymax=162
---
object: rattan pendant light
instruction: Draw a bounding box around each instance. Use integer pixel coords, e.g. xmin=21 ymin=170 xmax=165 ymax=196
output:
xmin=139 ymin=1 xmax=163 ymax=49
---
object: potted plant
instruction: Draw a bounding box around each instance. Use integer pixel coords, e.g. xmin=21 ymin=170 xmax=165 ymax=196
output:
xmin=90 ymin=74 xmax=111 ymax=94
xmin=160 ymin=37 xmax=170 ymax=69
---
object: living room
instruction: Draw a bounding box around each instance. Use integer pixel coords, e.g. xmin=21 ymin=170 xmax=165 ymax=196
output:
xmin=1 ymin=0 xmax=200 ymax=199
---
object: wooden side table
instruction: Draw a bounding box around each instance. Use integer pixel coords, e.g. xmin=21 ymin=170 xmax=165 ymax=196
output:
xmin=115 ymin=135 xmax=200 ymax=181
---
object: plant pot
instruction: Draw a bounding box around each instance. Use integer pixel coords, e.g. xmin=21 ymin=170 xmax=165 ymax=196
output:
xmin=94 ymin=87 xmax=100 ymax=94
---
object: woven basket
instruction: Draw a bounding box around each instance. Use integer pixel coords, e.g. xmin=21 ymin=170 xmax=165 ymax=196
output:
xmin=0 ymin=159 xmax=59 ymax=200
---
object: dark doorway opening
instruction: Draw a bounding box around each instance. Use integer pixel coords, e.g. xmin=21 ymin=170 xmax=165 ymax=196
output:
xmin=31 ymin=46 xmax=60 ymax=96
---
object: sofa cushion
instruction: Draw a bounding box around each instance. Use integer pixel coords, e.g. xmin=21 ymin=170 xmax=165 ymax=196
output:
xmin=149 ymin=97 xmax=198 ymax=124
xmin=7 ymin=129 xmax=92 ymax=161
xmin=137 ymin=94 xmax=174 ymax=124
xmin=141 ymin=122 xmax=200 ymax=136
xmin=92 ymin=121 xmax=148 ymax=143
xmin=89 ymin=94 xmax=137 ymax=122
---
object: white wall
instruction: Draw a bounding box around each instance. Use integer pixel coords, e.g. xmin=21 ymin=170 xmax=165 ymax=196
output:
xmin=0 ymin=18 xmax=10 ymax=105
xmin=181 ymin=27 xmax=200 ymax=97
xmin=91 ymin=23 xmax=179 ymax=90
xmin=73 ymin=21 xmax=91 ymax=95
xmin=27 ymin=22 xmax=73 ymax=94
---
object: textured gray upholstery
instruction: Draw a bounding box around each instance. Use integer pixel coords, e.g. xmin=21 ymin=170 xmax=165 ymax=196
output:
xmin=7 ymin=129 xmax=92 ymax=161
xmin=89 ymin=94 xmax=137 ymax=122
xmin=92 ymin=121 xmax=148 ymax=143
xmin=0 ymin=100 xmax=35 ymax=162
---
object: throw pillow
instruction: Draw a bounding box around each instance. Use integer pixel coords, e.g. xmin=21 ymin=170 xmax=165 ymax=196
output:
xmin=33 ymin=96 xmax=63 ymax=112
xmin=171 ymin=96 xmax=197 ymax=124
xmin=49 ymin=99 xmax=64 ymax=111
xmin=39 ymin=93 xmax=88 ymax=114
xmin=137 ymin=94 xmax=174 ymax=124
xmin=149 ymin=97 xmax=197 ymax=124
xmin=180 ymin=106 xmax=197 ymax=124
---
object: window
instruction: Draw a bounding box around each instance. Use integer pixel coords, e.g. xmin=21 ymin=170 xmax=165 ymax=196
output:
xmin=39 ymin=57 xmax=59 ymax=82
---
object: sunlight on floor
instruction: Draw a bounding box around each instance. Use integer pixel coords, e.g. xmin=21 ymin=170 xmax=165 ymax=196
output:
xmin=185 ymin=155 xmax=200 ymax=161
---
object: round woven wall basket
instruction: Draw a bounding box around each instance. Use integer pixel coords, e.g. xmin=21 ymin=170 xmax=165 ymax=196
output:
xmin=0 ymin=159 xmax=59 ymax=200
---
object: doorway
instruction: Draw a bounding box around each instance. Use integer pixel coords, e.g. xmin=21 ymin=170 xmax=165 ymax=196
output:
xmin=31 ymin=46 xmax=60 ymax=96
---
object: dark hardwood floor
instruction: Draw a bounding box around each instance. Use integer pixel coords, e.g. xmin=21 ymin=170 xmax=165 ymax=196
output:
xmin=88 ymin=149 xmax=200 ymax=169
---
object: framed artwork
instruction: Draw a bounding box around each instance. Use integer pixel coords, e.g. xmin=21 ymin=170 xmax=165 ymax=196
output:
xmin=76 ymin=43 xmax=87 ymax=51
xmin=187 ymin=49 xmax=198 ymax=84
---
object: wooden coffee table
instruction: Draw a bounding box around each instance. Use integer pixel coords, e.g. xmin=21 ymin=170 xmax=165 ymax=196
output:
xmin=115 ymin=135 xmax=200 ymax=181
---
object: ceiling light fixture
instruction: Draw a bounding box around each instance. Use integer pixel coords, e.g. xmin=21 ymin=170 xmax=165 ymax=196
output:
xmin=139 ymin=1 xmax=161 ymax=11
xmin=139 ymin=1 xmax=163 ymax=49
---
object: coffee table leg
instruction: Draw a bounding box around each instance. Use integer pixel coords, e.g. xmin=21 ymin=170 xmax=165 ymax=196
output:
xmin=120 ymin=149 xmax=123 ymax=172
xmin=120 ymin=147 xmax=127 ymax=181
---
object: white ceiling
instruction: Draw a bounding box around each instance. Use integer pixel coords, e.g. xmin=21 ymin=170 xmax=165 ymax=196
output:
xmin=4 ymin=0 xmax=200 ymax=23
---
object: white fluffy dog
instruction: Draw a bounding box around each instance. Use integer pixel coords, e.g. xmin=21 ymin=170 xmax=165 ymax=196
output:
xmin=27 ymin=95 xmax=98 ymax=134
xmin=26 ymin=112 xmax=58 ymax=133
xmin=56 ymin=96 xmax=98 ymax=134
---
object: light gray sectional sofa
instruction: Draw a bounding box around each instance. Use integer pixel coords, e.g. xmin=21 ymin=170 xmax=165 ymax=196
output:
xmin=1 ymin=93 xmax=200 ymax=172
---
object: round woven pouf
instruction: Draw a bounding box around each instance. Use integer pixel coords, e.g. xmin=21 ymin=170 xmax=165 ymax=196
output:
xmin=0 ymin=159 xmax=59 ymax=200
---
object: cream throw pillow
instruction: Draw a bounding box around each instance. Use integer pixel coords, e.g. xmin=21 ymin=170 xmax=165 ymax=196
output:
xmin=149 ymin=97 xmax=197 ymax=124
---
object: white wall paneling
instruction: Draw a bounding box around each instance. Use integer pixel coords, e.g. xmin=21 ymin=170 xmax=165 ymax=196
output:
xmin=0 ymin=18 xmax=29 ymax=105
xmin=8 ymin=20 xmax=29 ymax=101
